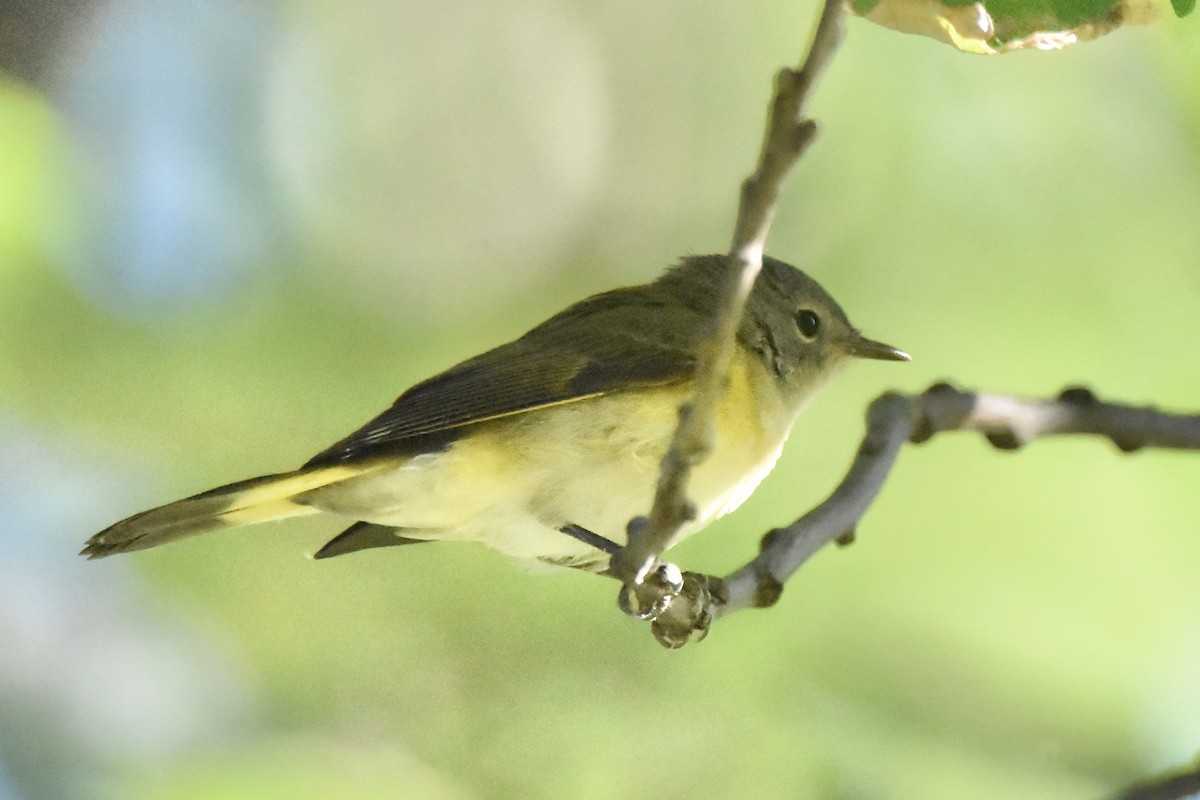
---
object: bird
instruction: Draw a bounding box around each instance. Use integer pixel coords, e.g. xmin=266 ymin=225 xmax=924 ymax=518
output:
xmin=82 ymin=254 xmax=908 ymax=572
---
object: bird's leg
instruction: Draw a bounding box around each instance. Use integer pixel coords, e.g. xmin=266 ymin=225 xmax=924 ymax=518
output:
xmin=557 ymin=524 xmax=724 ymax=646
xmin=557 ymin=523 xmax=621 ymax=555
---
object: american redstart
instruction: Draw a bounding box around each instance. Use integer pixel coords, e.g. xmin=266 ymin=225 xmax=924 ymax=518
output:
xmin=83 ymin=255 xmax=907 ymax=571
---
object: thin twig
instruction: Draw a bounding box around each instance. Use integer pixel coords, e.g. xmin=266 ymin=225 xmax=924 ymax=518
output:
xmin=720 ymin=391 xmax=911 ymax=613
xmin=733 ymin=0 xmax=845 ymax=264
xmin=610 ymin=0 xmax=850 ymax=606
xmin=641 ymin=382 xmax=1200 ymax=646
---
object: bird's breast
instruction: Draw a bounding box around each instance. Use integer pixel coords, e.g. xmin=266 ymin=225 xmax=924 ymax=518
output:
xmin=307 ymin=350 xmax=796 ymax=564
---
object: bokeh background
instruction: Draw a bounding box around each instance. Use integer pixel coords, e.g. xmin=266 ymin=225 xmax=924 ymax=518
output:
xmin=2 ymin=1 xmax=1199 ymax=798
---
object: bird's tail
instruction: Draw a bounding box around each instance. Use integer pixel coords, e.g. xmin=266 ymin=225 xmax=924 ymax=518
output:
xmin=81 ymin=463 xmax=373 ymax=559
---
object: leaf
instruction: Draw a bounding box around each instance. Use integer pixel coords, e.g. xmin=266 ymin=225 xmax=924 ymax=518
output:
xmin=853 ymin=0 xmax=1183 ymax=53
xmin=851 ymin=0 xmax=885 ymax=13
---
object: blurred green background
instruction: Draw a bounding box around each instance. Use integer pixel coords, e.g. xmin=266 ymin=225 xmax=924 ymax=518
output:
xmin=2 ymin=2 xmax=1199 ymax=799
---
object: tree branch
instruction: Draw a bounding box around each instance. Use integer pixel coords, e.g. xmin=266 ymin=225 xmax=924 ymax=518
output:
xmin=610 ymin=0 xmax=849 ymax=612
xmin=642 ymin=382 xmax=1200 ymax=647
xmin=1114 ymin=759 xmax=1200 ymax=800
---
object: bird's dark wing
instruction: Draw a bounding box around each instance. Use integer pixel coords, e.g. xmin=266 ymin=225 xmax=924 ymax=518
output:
xmin=304 ymin=288 xmax=700 ymax=466
xmin=312 ymin=522 xmax=429 ymax=559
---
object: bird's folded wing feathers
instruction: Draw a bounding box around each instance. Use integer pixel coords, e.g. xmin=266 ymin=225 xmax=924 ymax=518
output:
xmin=304 ymin=294 xmax=701 ymax=466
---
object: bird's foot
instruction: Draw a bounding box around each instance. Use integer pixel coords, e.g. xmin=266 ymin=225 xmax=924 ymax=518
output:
xmin=618 ymin=564 xmax=728 ymax=649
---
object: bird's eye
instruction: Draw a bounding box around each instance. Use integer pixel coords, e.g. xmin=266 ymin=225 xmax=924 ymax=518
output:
xmin=795 ymin=309 xmax=820 ymax=340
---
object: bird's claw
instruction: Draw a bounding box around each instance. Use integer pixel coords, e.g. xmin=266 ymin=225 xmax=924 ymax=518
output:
xmin=618 ymin=561 xmax=684 ymax=620
xmin=618 ymin=565 xmax=728 ymax=649
xmin=650 ymin=571 xmax=728 ymax=648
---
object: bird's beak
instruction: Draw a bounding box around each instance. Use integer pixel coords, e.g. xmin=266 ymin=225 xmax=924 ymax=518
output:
xmin=846 ymin=333 xmax=910 ymax=362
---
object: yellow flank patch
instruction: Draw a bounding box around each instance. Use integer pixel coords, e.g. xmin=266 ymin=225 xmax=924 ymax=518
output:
xmin=215 ymin=464 xmax=386 ymax=526
xmin=224 ymin=464 xmax=380 ymax=512
xmin=220 ymin=500 xmax=321 ymax=527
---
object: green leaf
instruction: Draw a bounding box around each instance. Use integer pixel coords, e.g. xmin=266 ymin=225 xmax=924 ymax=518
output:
xmin=853 ymin=0 xmax=1182 ymax=54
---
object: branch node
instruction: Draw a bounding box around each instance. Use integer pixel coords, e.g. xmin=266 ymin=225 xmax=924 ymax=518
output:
xmin=867 ymin=391 xmax=909 ymax=424
xmin=774 ymin=66 xmax=803 ymax=95
xmin=835 ymin=528 xmax=857 ymax=547
xmin=1058 ymin=385 xmax=1097 ymax=406
xmin=985 ymin=429 xmax=1024 ymax=451
xmin=760 ymin=526 xmax=786 ymax=552
xmin=792 ymin=119 xmax=819 ymax=152
xmin=863 ymin=392 xmax=913 ymax=451
xmin=909 ymin=412 xmax=936 ymax=444
xmin=752 ymin=571 xmax=784 ymax=609
xmin=914 ymin=382 xmax=975 ymax=441
xmin=1112 ymin=435 xmax=1145 ymax=454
